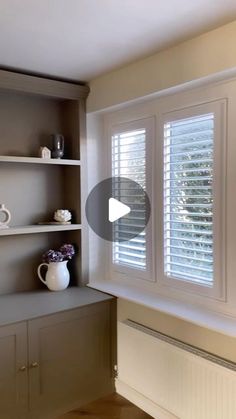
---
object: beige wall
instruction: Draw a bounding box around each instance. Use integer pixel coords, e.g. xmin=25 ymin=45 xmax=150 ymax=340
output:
xmin=88 ymin=19 xmax=236 ymax=112
xmin=88 ymin=20 xmax=236 ymax=361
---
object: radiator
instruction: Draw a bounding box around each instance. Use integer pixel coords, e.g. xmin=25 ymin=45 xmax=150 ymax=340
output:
xmin=117 ymin=320 xmax=236 ymax=419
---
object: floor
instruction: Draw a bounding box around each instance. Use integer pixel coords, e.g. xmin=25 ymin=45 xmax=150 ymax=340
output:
xmin=57 ymin=393 xmax=153 ymax=419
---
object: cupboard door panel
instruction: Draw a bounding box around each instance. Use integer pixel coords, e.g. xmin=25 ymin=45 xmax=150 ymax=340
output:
xmin=0 ymin=322 xmax=28 ymax=419
xmin=28 ymin=302 xmax=114 ymax=418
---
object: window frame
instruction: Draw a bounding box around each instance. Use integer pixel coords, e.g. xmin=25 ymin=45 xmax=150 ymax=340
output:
xmin=107 ymin=117 xmax=155 ymax=283
xmin=157 ymin=101 xmax=227 ymax=301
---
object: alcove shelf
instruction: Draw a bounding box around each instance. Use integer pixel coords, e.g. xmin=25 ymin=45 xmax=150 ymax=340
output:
xmin=0 ymin=155 xmax=81 ymax=165
xmin=0 ymin=68 xmax=89 ymax=294
xmin=0 ymin=224 xmax=82 ymax=236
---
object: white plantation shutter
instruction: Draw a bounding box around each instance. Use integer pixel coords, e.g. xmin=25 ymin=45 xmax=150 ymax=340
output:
xmin=112 ymin=128 xmax=147 ymax=271
xmin=104 ymin=99 xmax=225 ymax=304
xmin=164 ymin=113 xmax=215 ymax=287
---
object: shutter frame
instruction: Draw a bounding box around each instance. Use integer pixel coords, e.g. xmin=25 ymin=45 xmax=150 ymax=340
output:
xmin=109 ymin=118 xmax=154 ymax=282
xmin=164 ymin=113 xmax=215 ymax=286
xmin=159 ymin=101 xmax=226 ymax=300
xmin=112 ymin=128 xmax=147 ymax=271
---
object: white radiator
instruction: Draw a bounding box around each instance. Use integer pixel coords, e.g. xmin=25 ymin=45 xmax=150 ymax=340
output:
xmin=117 ymin=320 xmax=236 ymax=419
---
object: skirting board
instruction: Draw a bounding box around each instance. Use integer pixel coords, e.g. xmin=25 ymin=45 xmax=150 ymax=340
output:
xmin=116 ymin=379 xmax=179 ymax=419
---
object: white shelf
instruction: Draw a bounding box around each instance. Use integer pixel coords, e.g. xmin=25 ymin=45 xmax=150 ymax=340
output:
xmin=0 ymin=155 xmax=81 ymax=166
xmin=0 ymin=224 xmax=82 ymax=236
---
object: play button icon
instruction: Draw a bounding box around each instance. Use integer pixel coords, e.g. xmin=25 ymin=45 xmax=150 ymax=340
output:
xmin=85 ymin=176 xmax=151 ymax=242
xmin=108 ymin=198 xmax=131 ymax=222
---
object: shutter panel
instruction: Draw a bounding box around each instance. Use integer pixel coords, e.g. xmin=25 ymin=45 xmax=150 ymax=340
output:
xmin=164 ymin=113 xmax=214 ymax=286
xmin=112 ymin=129 xmax=147 ymax=270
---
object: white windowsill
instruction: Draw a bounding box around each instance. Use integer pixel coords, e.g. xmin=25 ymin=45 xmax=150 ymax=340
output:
xmin=87 ymin=280 xmax=236 ymax=338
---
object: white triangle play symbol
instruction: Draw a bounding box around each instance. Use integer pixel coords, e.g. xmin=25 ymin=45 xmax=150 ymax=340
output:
xmin=108 ymin=198 xmax=131 ymax=222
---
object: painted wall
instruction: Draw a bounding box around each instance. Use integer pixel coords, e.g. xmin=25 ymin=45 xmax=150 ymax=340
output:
xmin=88 ymin=19 xmax=236 ymax=112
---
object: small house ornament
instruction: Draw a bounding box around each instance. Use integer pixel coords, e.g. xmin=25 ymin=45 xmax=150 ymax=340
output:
xmin=0 ymin=204 xmax=11 ymax=229
xmin=39 ymin=147 xmax=51 ymax=159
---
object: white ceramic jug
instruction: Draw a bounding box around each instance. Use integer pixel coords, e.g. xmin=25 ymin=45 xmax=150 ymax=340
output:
xmin=37 ymin=261 xmax=70 ymax=291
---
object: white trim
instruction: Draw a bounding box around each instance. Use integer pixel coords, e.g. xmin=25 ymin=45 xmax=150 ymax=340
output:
xmin=116 ymin=379 xmax=177 ymax=419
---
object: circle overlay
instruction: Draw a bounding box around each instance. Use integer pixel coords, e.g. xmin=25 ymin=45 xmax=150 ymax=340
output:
xmin=85 ymin=177 xmax=151 ymax=242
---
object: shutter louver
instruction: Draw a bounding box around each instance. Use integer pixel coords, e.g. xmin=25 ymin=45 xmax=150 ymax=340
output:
xmin=164 ymin=113 xmax=214 ymax=286
xmin=112 ymin=129 xmax=147 ymax=270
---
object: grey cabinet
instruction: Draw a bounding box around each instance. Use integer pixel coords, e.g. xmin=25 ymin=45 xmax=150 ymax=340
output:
xmin=0 ymin=322 xmax=28 ymax=419
xmin=0 ymin=299 xmax=115 ymax=419
xmin=28 ymin=302 xmax=114 ymax=419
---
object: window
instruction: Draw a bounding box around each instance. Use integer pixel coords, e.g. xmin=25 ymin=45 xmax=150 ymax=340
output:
xmin=164 ymin=113 xmax=214 ymax=286
xmin=110 ymin=118 xmax=154 ymax=281
xmin=90 ymin=82 xmax=232 ymax=322
xmin=162 ymin=102 xmax=225 ymax=298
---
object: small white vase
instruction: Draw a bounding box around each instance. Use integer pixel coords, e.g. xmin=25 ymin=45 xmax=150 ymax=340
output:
xmin=37 ymin=261 xmax=70 ymax=291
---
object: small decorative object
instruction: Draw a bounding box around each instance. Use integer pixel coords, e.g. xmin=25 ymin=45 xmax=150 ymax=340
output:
xmin=51 ymin=134 xmax=64 ymax=159
xmin=37 ymin=244 xmax=75 ymax=291
xmin=37 ymin=209 xmax=72 ymax=226
xmin=39 ymin=146 xmax=51 ymax=159
xmin=0 ymin=204 xmax=11 ymax=229
xmin=54 ymin=209 xmax=72 ymax=224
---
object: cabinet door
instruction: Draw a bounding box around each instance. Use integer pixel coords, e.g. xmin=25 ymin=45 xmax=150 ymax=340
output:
xmin=0 ymin=322 xmax=28 ymax=419
xmin=28 ymin=301 xmax=114 ymax=419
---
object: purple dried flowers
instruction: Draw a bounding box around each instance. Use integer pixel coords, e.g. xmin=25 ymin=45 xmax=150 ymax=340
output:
xmin=59 ymin=244 xmax=75 ymax=260
xmin=42 ymin=244 xmax=75 ymax=263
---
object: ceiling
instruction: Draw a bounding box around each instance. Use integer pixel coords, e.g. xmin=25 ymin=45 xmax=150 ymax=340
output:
xmin=0 ymin=0 xmax=236 ymax=83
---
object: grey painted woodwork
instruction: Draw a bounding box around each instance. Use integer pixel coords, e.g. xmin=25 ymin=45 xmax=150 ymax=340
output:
xmin=0 ymin=69 xmax=89 ymax=100
xmin=0 ymin=291 xmax=116 ymax=419
xmin=0 ymin=224 xmax=81 ymax=237
xmin=28 ymin=302 xmax=114 ymax=419
xmin=0 ymin=156 xmax=81 ymax=165
xmin=78 ymin=99 xmax=89 ymax=286
xmin=0 ymin=322 xmax=28 ymax=419
xmin=0 ymin=70 xmax=116 ymax=419
xmin=0 ymin=70 xmax=89 ymax=292
xmin=0 ymin=287 xmax=113 ymax=326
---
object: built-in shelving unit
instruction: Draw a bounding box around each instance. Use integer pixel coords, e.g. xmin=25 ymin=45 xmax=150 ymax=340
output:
xmin=0 ymin=155 xmax=81 ymax=165
xmin=0 ymin=70 xmax=115 ymax=419
xmin=0 ymin=68 xmax=89 ymax=294
xmin=0 ymin=224 xmax=82 ymax=236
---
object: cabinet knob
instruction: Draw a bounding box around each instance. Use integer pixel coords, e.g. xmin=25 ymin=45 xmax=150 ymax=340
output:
xmin=30 ymin=362 xmax=39 ymax=368
xmin=19 ymin=365 xmax=27 ymax=372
